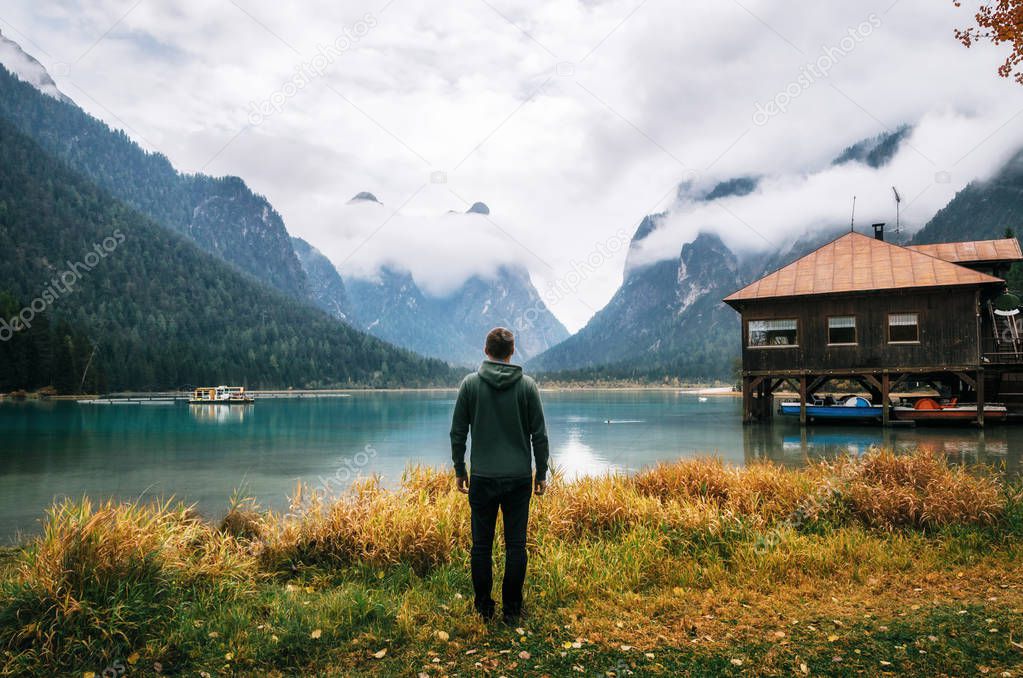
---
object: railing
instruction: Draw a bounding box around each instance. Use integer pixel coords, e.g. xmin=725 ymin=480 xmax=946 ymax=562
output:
xmin=981 ymin=337 xmax=1023 ymax=364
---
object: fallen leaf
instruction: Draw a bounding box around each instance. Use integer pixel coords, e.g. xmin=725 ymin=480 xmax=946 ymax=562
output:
xmin=516 ymin=627 xmax=526 ymax=635
xmin=83 ymin=673 xmax=95 ymax=678
xmin=225 ymin=652 xmax=234 ymax=661
xmin=437 ymin=630 xmax=450 ymax=642
xmin=310 ymin=629 xmax=322 ymax=639
xmin=372 ymin=649 xmax=387 ymax=659
xmin=207 ymin=631 xmax=220 ymax=639
xmin=828 ymin=634 xmax=839 ymax=643
xmin=562 ymin=641 xmax=573 ymax=649
xmin=519 ymin=651 xmax=531 ymax=660
xmin=127 ymin=652 xmax=140 ymax=665
xmin=731 ymin=658 xmax=743 ymax=667
xmin=800 ymin=662 xmax=809 ymax=674
xmin=621 ymin=644 xmax=633 ymax=651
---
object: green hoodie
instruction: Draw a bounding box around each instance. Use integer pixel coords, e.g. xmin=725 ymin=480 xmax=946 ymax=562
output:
xmin=450 ymin=360 xmax=549 ymax=481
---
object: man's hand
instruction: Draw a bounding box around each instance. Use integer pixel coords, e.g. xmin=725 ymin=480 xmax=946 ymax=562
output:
xmin=534 ymin=479 xmax=547 ymax=496
xmin=456 ymin=476 xmax=469 ymax=494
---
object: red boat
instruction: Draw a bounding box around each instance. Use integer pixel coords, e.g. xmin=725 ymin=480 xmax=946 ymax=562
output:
xmin=892 ymin=397 xmax=1007 ymax=423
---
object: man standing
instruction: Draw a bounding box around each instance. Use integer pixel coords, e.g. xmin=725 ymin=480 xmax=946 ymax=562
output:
xmin=450 ymin=327 xmax=549 ymax=623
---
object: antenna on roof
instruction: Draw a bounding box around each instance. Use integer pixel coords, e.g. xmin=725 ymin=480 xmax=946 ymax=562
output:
xmin=892 ymin=186 xmax=901 ymax=235
xmin=850 ymin=196 xmax=856 ymax=232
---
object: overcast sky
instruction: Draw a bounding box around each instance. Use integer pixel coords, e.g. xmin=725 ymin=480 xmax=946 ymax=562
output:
xmin=2 ymin=1 xmax=1022 ymax=330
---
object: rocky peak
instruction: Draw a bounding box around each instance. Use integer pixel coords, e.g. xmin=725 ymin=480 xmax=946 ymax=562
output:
xmin=350 ymin=191 xmax=381 ymax=203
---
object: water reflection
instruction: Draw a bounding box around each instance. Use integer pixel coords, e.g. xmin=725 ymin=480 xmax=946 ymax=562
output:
xmin=554 ymin=429 xmax=623 ymax=480
xmin=189 ymin=404 xmax=249 ymax=424
xmin=744 ymin=421 xmax=1022 ymax=475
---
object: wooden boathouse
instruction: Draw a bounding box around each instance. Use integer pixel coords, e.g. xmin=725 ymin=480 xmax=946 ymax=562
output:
xmin=723 ymin=228 xmax=1023 ymax=426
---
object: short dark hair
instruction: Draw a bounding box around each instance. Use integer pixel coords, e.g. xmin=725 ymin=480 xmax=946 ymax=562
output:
xmin=485 ymin=327 xmax=515 ymax=361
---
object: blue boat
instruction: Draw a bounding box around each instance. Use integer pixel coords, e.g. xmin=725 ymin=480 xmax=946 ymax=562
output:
xmin=779 ymin=396 xmax=884 ymax=422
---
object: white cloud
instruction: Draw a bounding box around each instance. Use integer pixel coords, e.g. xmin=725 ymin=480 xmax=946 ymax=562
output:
xmin=3 ymin=0 xmax=1023 ymax=330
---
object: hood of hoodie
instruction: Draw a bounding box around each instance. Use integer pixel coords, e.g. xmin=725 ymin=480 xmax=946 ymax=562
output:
xmin=477 ymin=360 xmax=523 ymax=390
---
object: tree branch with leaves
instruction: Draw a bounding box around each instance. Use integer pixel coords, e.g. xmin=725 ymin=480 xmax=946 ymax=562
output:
xmin=954 ymin=0 xmax=1023 ymax=84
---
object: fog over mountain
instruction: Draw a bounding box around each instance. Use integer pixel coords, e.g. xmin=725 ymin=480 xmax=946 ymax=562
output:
xmin=3 ymin=1 xmax=1023 ymax=331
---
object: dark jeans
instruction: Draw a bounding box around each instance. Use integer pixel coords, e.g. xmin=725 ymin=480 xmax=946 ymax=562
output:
xmin=468 ymin=475 xmax=532 ymax=618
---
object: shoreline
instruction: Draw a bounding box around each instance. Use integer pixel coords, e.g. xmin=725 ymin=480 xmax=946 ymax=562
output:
xmin=6 ymin=384 xmax=739 ymax=401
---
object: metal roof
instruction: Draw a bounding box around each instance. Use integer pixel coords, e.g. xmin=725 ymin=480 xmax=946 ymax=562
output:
xmin=723 ymin=231 xmax=1005 ymax=303
xmin=905 ymin=238 xmax=1023 ymax=264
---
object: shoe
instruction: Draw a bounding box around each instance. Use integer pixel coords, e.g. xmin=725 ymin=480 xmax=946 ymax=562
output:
xmin=501 ymin=608 xmax=523 ymax=625
xmin=475 ymin=602 xmax=496 ymax=621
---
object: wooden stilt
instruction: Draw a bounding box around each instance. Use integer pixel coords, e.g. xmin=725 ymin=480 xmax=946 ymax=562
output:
xmin=799 ymin=375 xmax=807 ymax=426
xmin=977 ymin=368 xmax=985 ymax=427
xmin=742 ymin=376 xmax=753 ymax=424
xmin=881 ymin=372 xmax=890 ymax=428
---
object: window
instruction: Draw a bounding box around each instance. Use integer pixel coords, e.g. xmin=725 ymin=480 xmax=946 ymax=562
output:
xmin=828 ymin=316 xmax=857 ymax=345
xmin=888 ymin=312 xmax=919 ymax=343
xmin=748 ymin=319 xmax=798 ymax=347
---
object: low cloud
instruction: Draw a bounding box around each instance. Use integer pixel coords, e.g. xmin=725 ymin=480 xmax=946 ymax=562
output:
xmin=309 ymin=199 xmax=535 ymax=297
xmin=5 ymin=0 xmax=1023 ymax=331
xmin=631 ymin=107 xmax=1023 ymax=267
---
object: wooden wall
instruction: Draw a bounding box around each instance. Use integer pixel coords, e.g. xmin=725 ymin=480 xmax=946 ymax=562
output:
xmin=734 ymin=287 xmax=982 ymax=373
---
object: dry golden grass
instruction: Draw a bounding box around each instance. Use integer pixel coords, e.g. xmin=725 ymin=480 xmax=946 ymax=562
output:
xmin=2 ymin=448 xmax=1019 ymax=676
xmin=249 ymin=450 xmax=1008 ymax=571
xmin=261 ymin=471 xmax=470 ymax=572
xmin=21 ymin=497 xmax=257 ymax=593
xmin=842 ymin=449 xmax=1004 ymax=528
xmin=632 ymin=457 xmax=817 ymax=522
xmin=14 ymin=450 xmax=1007 ymax=596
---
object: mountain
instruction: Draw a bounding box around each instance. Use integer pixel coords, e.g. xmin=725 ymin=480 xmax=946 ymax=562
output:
xmin=0 ymin=116 xmax=455 ymax=391
xmin=912 ymin=147 xmax=1023 ymax=244
xmin=529 ymin=224 xmax=741 ymax=379
xmin=291 ymin=236 xmax=354 ymax=323
xmin=0 ymin=60 xmax=309 ymax=299
xmin=0 ymin=30 xmax=70 ymax=104
xmin=313 ymin=197 xmax=569 ymax=366
xmin=344 ymin=262 xmax=569 ymax=366
xmin=832 ymin=125 xmax=911 ymax=169
xmin=440 ymin=264 xmax=569 ymax=364
xmin=528 ymin=126 xmax=918 ymax=381
xmin=345 ymin=266 xmax=456 ymax=360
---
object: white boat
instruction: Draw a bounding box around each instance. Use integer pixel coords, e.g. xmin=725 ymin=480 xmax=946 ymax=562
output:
xmin=189 ymin=385 xmax=254 ymax=405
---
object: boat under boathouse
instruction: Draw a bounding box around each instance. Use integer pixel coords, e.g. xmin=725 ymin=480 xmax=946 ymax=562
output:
xmin=723 ymin=227 xmax=1023 ymax=426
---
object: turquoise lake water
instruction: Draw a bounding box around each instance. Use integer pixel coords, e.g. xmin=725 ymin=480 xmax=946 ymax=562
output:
xmin=1 ymin=390 xmax=1020 ymax=541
